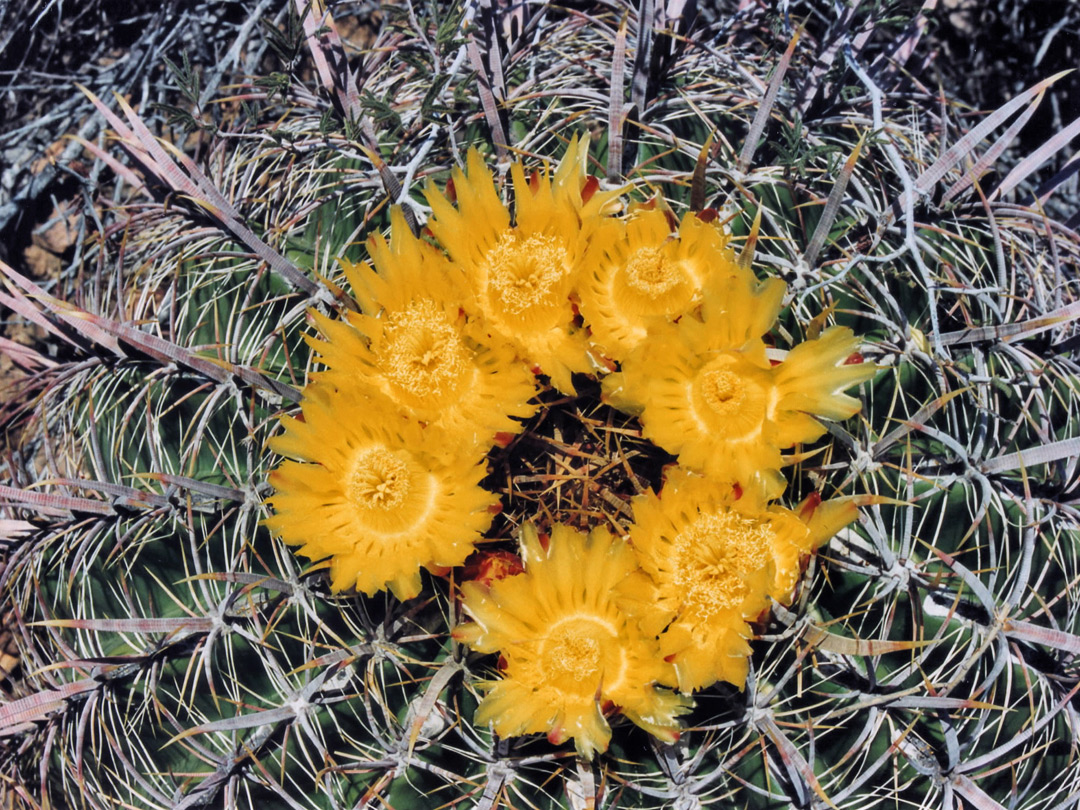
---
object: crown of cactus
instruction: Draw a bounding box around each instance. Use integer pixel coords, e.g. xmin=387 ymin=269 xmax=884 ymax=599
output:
xmin=2 ymin=2 xmax=1080 ymax=809
xmin=263 ymin=137 xmax=875 ymax=759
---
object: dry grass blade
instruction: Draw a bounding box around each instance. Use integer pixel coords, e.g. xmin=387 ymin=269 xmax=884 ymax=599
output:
xmin=956 ymin=681 xmax=1080 ymax=775
xmin=467 ymin=17 xmax=509 ymax=159
xmin=1029 ymin=150 xmax=1080 ymax=207
xmin=0 ymin=680 xmax=100 ymax=737
xmin=794 ymin=4 xmax=859 ymax=114
xmin=915 ymin=70 xmax=1072 ymax=195
xmin=167 ymin=705 xmax=302 ymax=744
xmin=2 ymin=260 xmax=299 ymax=403
xmin=977 ymin=437 xmax=1080 ymax=474
xmin=296 ymin=0 xmax=362 ymax=121
xmin=71 ymin=135 xmax=150 ymax=198
xmin=989 ymin=112 xmax=1080 ymax=201
xmin=0 ymin=336 xmax=55 ymax=372
xmin=1 ymin=261 xmax=120 ymax=353
xmin=737 ymin=28 xmax=800 ymax=174
xmin=737 ymin=202 xmax=763 ymax=270
xmin=0 ymin=287 xmax=86 ymax=351
xmin=950 ymin=776 xmax=1009 ymax=810
xmin=940 ymin=89 xmax=1046 ymax=205
xmin=867 ymin=0 xmax=935 ymax=82
xmin=141 ymin=474 xmax=245 ymax=503
xmin=86 ymin=310 xmax=301 ymax=403
xmin=689 ymin=133 xmax=713 ymax=212
xmin=607 ymin=13 xmax=629 ymax=182
xmin=34 ymin=618 xmax=215 ymax=636
xmin=403 ymin=660 xmax=462 ymax=757
xmin=48 ymin=478 xmax=172 ymax=508
xmin=78 ymin=87 xmax=326 ymax=300
xmin=757 ymin=713 xmax=834 ymax=809
xmin=476 ymin=0 xmax=508 ymax=102
xmin=630 ymin=0 xmax=659 ymax=120
xmin=938 ymin=298 xmax=1080 ymax=345
xmin=803 ymin=132 xmax=864 ymax=267
xmin=0 ymin=486 xmax=108 ymax=517
xmin=182 ymin=571 xmax=296 ymax=595
xmin=1001 ymin=619 xmax=1080 ymax=655
xmin=802 ymin=622 xmax=928 ymax=656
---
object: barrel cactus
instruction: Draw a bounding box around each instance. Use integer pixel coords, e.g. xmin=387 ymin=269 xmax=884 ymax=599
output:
xmin=2 ymin=2 xmax=1080 ymax=809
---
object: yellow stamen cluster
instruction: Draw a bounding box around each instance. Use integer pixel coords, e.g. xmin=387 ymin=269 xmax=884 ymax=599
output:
xmin=265 ymin=139 xmax=877 ymax=758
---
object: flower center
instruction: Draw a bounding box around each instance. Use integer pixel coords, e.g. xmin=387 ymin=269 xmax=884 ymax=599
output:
xmin=624 ymin=246 xmax=681 ymax=296
xmin=381 ymin=300 xmax=468 ymax=403
xmin=486 ymin=232 xmax=571 ymax=316
xmin=700 ymin=368 xmax=745 ymax=414
xmin=347 ymin=447 xmax=411 ymax=512
xmin=672 ymin=511 xmax=771 ymax=617
xmin=541 ymin=616 xmax=616 ymax=684
xmin=691 ymin=355 xmax=768 ymax=439
xmin=548 ymin=631 xmax=601 ymax=681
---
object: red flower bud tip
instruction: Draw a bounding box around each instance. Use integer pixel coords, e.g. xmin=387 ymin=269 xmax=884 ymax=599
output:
xmin=695 ymin=208 xmax=719 ymax=223
xmin=844 ymin=352 xmax=865 ymax=365
xmin=799 ymin=491 xmax=823 ymax=521
xmin=445 ymin=177 xmax=457 ymax=204
xmin=462 ymin=550 xmax=524 ymax=586
xmin=581 ymin=175 xmax=599 ymax=203
xmin=529 ymin=170 xmax=541 ymax=194
xmin=732 ymin=482 xmax=743 ymax=501
xmin=493 ymin=431 xmax=515 ymax=448
xmin=537 ymin=531 xmax=551 ymax=553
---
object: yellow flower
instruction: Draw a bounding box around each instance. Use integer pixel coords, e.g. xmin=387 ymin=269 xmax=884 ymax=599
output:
xmin=454 ymin=523 xmax=689 ymax=759
xmin=342 ymin=207 xmax=477 ymax=317
xmin=620 ymin=468 xmax=860 ymax=693
xmin=309 ymin=208 xmax=538 ymax=452
xmin=264 ymin=384 xmax=497 ymax=600
xmin=425 ymin=138 xmax=621 ymax=394
xmin=604 ymin=271 xmax=875 ymax=490
xmin=580 ymin=208 xmax=740 ymax=362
